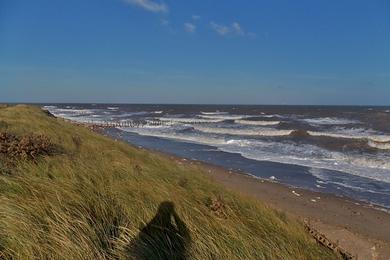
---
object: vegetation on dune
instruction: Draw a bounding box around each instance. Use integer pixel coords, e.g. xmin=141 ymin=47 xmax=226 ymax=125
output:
xmin=0 ymin=105 xmax=338 ymax=259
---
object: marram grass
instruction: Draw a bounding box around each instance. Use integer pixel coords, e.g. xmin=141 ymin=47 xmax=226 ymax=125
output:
xmin=0 ymin=105 xmax=338 ymax=259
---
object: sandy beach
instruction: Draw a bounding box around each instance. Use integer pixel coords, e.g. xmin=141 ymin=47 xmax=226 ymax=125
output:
xmin=152 ymin=150 xmax=390 ymax=259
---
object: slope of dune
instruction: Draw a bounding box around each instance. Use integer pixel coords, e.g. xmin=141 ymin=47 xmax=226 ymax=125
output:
xmin=0 ymin=105 xmax=337 ymax=259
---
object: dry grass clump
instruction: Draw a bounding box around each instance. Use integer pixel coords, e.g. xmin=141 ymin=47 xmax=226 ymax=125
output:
xmin=0 ymin=105 xmax=339 ymax=260
xmin=0 ymin=132 xmax=55 ymax=160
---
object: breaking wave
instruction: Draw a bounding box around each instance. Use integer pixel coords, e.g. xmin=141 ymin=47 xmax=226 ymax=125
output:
xmin=303 ymin=117 xmax=359 ymax=125
xmin=307 ymin=129 xmax=390 ymax=143
xmin=235 ymin=119 xmax=280 ymax=126
xmin=368 ymin=140 xmax=390 ymax=150
xmin=159 ymin=117 xmax=224 ymax=123
xmin=193 ymin=126 xmax=293 ymax=137
xmin=199 ymin=114 xmax=248 ymax=120
xmin=201 ymin=111 xmax=228 ymax=115
xmin=111 ymin=112 xmax=150 ymax=118
xmin=119 ymin=127 xmax=227 ymax=146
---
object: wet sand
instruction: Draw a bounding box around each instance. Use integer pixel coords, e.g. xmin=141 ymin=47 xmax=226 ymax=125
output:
xmin=161 ymin=152 xmax=390 ymax=259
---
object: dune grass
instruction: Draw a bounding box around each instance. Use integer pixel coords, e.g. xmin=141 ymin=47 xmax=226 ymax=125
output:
xmin=0 ymin=105 xmax=338 ymax=259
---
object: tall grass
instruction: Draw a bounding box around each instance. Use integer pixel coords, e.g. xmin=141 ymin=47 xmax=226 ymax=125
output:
xmin=0 ymin=105 xmax=338 ymax=259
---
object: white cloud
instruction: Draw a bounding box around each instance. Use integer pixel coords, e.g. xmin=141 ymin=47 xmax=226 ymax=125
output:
xmin=210 ymin=21 xmax=254 ymax=37
xmin=184 ymin=23 xmax=196 ymax=33
xmin=122 ymin=0 xmax=168 ymax=13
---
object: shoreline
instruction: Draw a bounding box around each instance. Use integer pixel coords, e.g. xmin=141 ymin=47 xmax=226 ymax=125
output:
xmin=90 ymin=124 xmax=390 ymax=258
xmin=119 ymin=140 xmax=390 ymax=259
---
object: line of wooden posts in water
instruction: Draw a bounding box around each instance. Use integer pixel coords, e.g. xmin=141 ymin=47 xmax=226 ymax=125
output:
xmin=84 ymin=119 xmax=161 ymax=128
xmin=79 ymin=119 xmax=209 ymax=128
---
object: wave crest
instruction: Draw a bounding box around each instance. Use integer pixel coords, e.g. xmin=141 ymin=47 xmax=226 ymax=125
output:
xmin=194 ymin=126 xmax=293 ymax=136
xmin=235 ymin=119 xmax=280 ymax=126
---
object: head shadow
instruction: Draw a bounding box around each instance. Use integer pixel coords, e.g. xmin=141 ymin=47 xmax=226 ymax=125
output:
xmin=127 ymin=201 xmax=191 ymax=259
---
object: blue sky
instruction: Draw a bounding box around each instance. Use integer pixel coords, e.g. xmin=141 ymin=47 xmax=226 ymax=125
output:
xmin=1 ymin=0 xmax=389 ymax=105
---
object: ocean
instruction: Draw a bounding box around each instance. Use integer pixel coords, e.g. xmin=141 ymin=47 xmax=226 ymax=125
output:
xmin=43 ymin=104 xmax=390 ymax=209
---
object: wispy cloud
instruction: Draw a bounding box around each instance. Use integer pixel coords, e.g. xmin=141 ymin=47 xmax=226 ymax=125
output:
xmin=160 ymin=19 xmax=176 ymax=34
xmin=184 ymin=22 xmax=196 ymax=33
xmin=161 ymin=19 xmax=169 ymax=26
xmin=210 ymin=22 xmax=230 ymax=36
xmin=210 ymin=21 xmax=255 ymax=37
xmin=231 ymin=22 xmax=244 ymax=35
xmin=192 ymin=15 xmax=201 ymax=21
xmin=122 ymin=0 xmax=168 ymax=13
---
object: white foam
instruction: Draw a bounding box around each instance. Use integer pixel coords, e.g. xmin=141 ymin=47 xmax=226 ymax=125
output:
xmin=228 ymin=143 xmax=390 ymax=183
xmin=111 ymin=112 xmax=149 ymax=118
xmin=43 ymin=105 xmax=57 ymax=109
xmin=199 ymin=114 xmax=248 ymax=120
xmin=368 ymin=141 xmax=390 ymax=150
xmin=307 ymin=128 xmax=390 ymax=143
xmin=303 ymin=117 xmax=359 ymax=125
xmin=159 ymin=117 xmax=224 ymax=123
xmin=107 ymin=107 xmax=119 ymax=110
xmin=262 ymin=114 xmax=283 ymax=118
xmin=235 ymin=119 xmax=280 ymax=126
xmin=194 ymin=126 xmax=293 ymax=136
xmin=201 ymin=111 xmax=228 ymax=115
xmin=308 ymin=168 xmax=390 ymax=195
xmin=119 ymin=127 xmax=227 ymax=146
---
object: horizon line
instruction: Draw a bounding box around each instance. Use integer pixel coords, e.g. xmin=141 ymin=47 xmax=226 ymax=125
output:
xmin=2 ymin=102 xmax=390 ymax=107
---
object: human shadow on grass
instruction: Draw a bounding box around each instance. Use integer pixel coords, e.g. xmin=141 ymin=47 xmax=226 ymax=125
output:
xmin=127 ymin=201 xmax=191 ymax=260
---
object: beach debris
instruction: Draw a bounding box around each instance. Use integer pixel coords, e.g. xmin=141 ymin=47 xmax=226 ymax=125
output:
xmin=290 ymin=129 xmax=310 ymax=138
xmin=316 ymin=196 xmax=321 ymax=200
xmin=269 ymin=176 xmax=277 ymax=181
xmin=304 ymin=221 xmax=354 ymax=259
xmin=291 ymin=190 xmax=301 ymax=197
xmin=310 ymin=199 xmax=317 ymax=202
xmin=206 ymin=196 xmax=227 ymax=218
